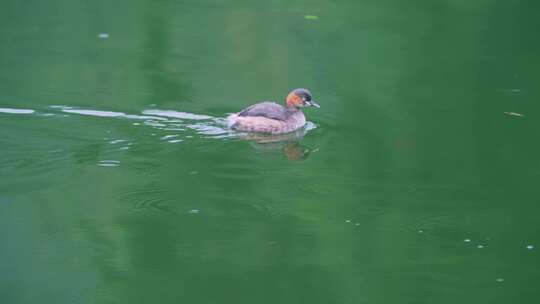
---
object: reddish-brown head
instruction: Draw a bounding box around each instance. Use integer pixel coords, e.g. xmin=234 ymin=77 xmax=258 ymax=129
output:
xmin=285 ymin=88 xmax=320 ymax=109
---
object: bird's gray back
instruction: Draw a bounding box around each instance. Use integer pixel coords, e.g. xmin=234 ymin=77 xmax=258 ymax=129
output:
xmin=238 ymin=102 xmax=288 ymax=121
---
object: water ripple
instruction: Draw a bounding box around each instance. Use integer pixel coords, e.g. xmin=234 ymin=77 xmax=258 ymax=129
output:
xmin=62 ymin=108 xmax=125 ymax=117
xmin=98 ymin=160 xmax=120 ymax=167
xmin=0 ymin=107 xmax=35 ymax=114
xmin=119 ymin=185 xmax=171 ymax=215
xmin=3 ymin=105 xmax=317 ymax=146
xmin=141 ymin=109 xmax=213 ymax=120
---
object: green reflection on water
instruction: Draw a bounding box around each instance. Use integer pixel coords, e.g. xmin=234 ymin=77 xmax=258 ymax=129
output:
xmin=1 ymin=0 xmax=540 ymax=303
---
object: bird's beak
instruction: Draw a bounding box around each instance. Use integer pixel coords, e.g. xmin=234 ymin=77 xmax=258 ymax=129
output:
xmin=307 ymin=100 xmax=320 ymax=108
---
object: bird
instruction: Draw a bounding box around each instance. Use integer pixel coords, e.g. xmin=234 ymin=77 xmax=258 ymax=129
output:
xmin=227 ymin=88 xmax=319 ymax=134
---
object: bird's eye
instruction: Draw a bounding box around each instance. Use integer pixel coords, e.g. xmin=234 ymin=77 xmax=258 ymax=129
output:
xmin=304 ymin=96 xmax=311 ymax=101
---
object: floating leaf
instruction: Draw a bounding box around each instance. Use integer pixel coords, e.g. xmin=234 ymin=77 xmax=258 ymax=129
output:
xmin=304 ymin=15 xmax=319 ymax=20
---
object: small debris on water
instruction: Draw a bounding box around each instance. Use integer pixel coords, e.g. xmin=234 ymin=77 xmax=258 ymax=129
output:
xmin=477 ymin=245 xmax=484 ymax=249
xmin=355 ymin=223 xmax=360 ymax=226
xmin=527 ymin=245 xmax=534 ymax=250
xmin=98 ymin=33 xmax=109 ymax=39
xmin=504 ymin=112 xmax=524 ymax=117
xmin=496 ymin=278 xmax=504 ymax=282
xmin=345 ymin=219 xmax=351 ymax=223
xmin=464 ymin=238 xmax=471 ymax=242
xmin=304 ymin=15 xmax=319 ymax=20
xmin=189 ymin=209 xmax=200 ymax=214
xmin=418 ymin=230 xmax=424 ymax=234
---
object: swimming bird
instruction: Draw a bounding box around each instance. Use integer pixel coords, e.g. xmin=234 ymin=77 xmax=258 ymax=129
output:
xmin=227 ymin=88 xmax=319 ymax=134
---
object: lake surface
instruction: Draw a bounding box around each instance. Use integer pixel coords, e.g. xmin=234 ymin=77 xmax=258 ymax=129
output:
xmin=1 ymin=0 xmax=540 ymax=303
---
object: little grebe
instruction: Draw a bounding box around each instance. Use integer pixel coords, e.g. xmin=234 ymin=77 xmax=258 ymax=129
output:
xmin=227 ymin=88 xmax=319 ymax=134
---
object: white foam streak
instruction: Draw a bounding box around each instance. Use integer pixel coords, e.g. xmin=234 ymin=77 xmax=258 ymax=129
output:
xmin=142 ymin=109 xmax=213 ymax=120
xmin=57 ymin=107 xmax=169 ymax=121
xmin=0 ymin=108 xmax=35 ymax=114
xmin=124 ymin=114 xmax=168 ymax=121
xmin=186 ymin=124 xmax=228 ymax=135
xmin=304 ymin=121 xmax=317 ymax=131
xmin=62 ymin=109 xmax=125 ymax=117
xmin=98 ymin=160 xmax=120 ymax=167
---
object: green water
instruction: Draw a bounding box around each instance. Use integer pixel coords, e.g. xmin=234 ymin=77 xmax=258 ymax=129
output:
xmin=1 ymin=0 xmax=540 ymax=303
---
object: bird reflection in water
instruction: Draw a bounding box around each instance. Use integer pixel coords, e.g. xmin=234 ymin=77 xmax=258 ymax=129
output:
xmin=236 ymin=127 xmax=317 ymax=161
